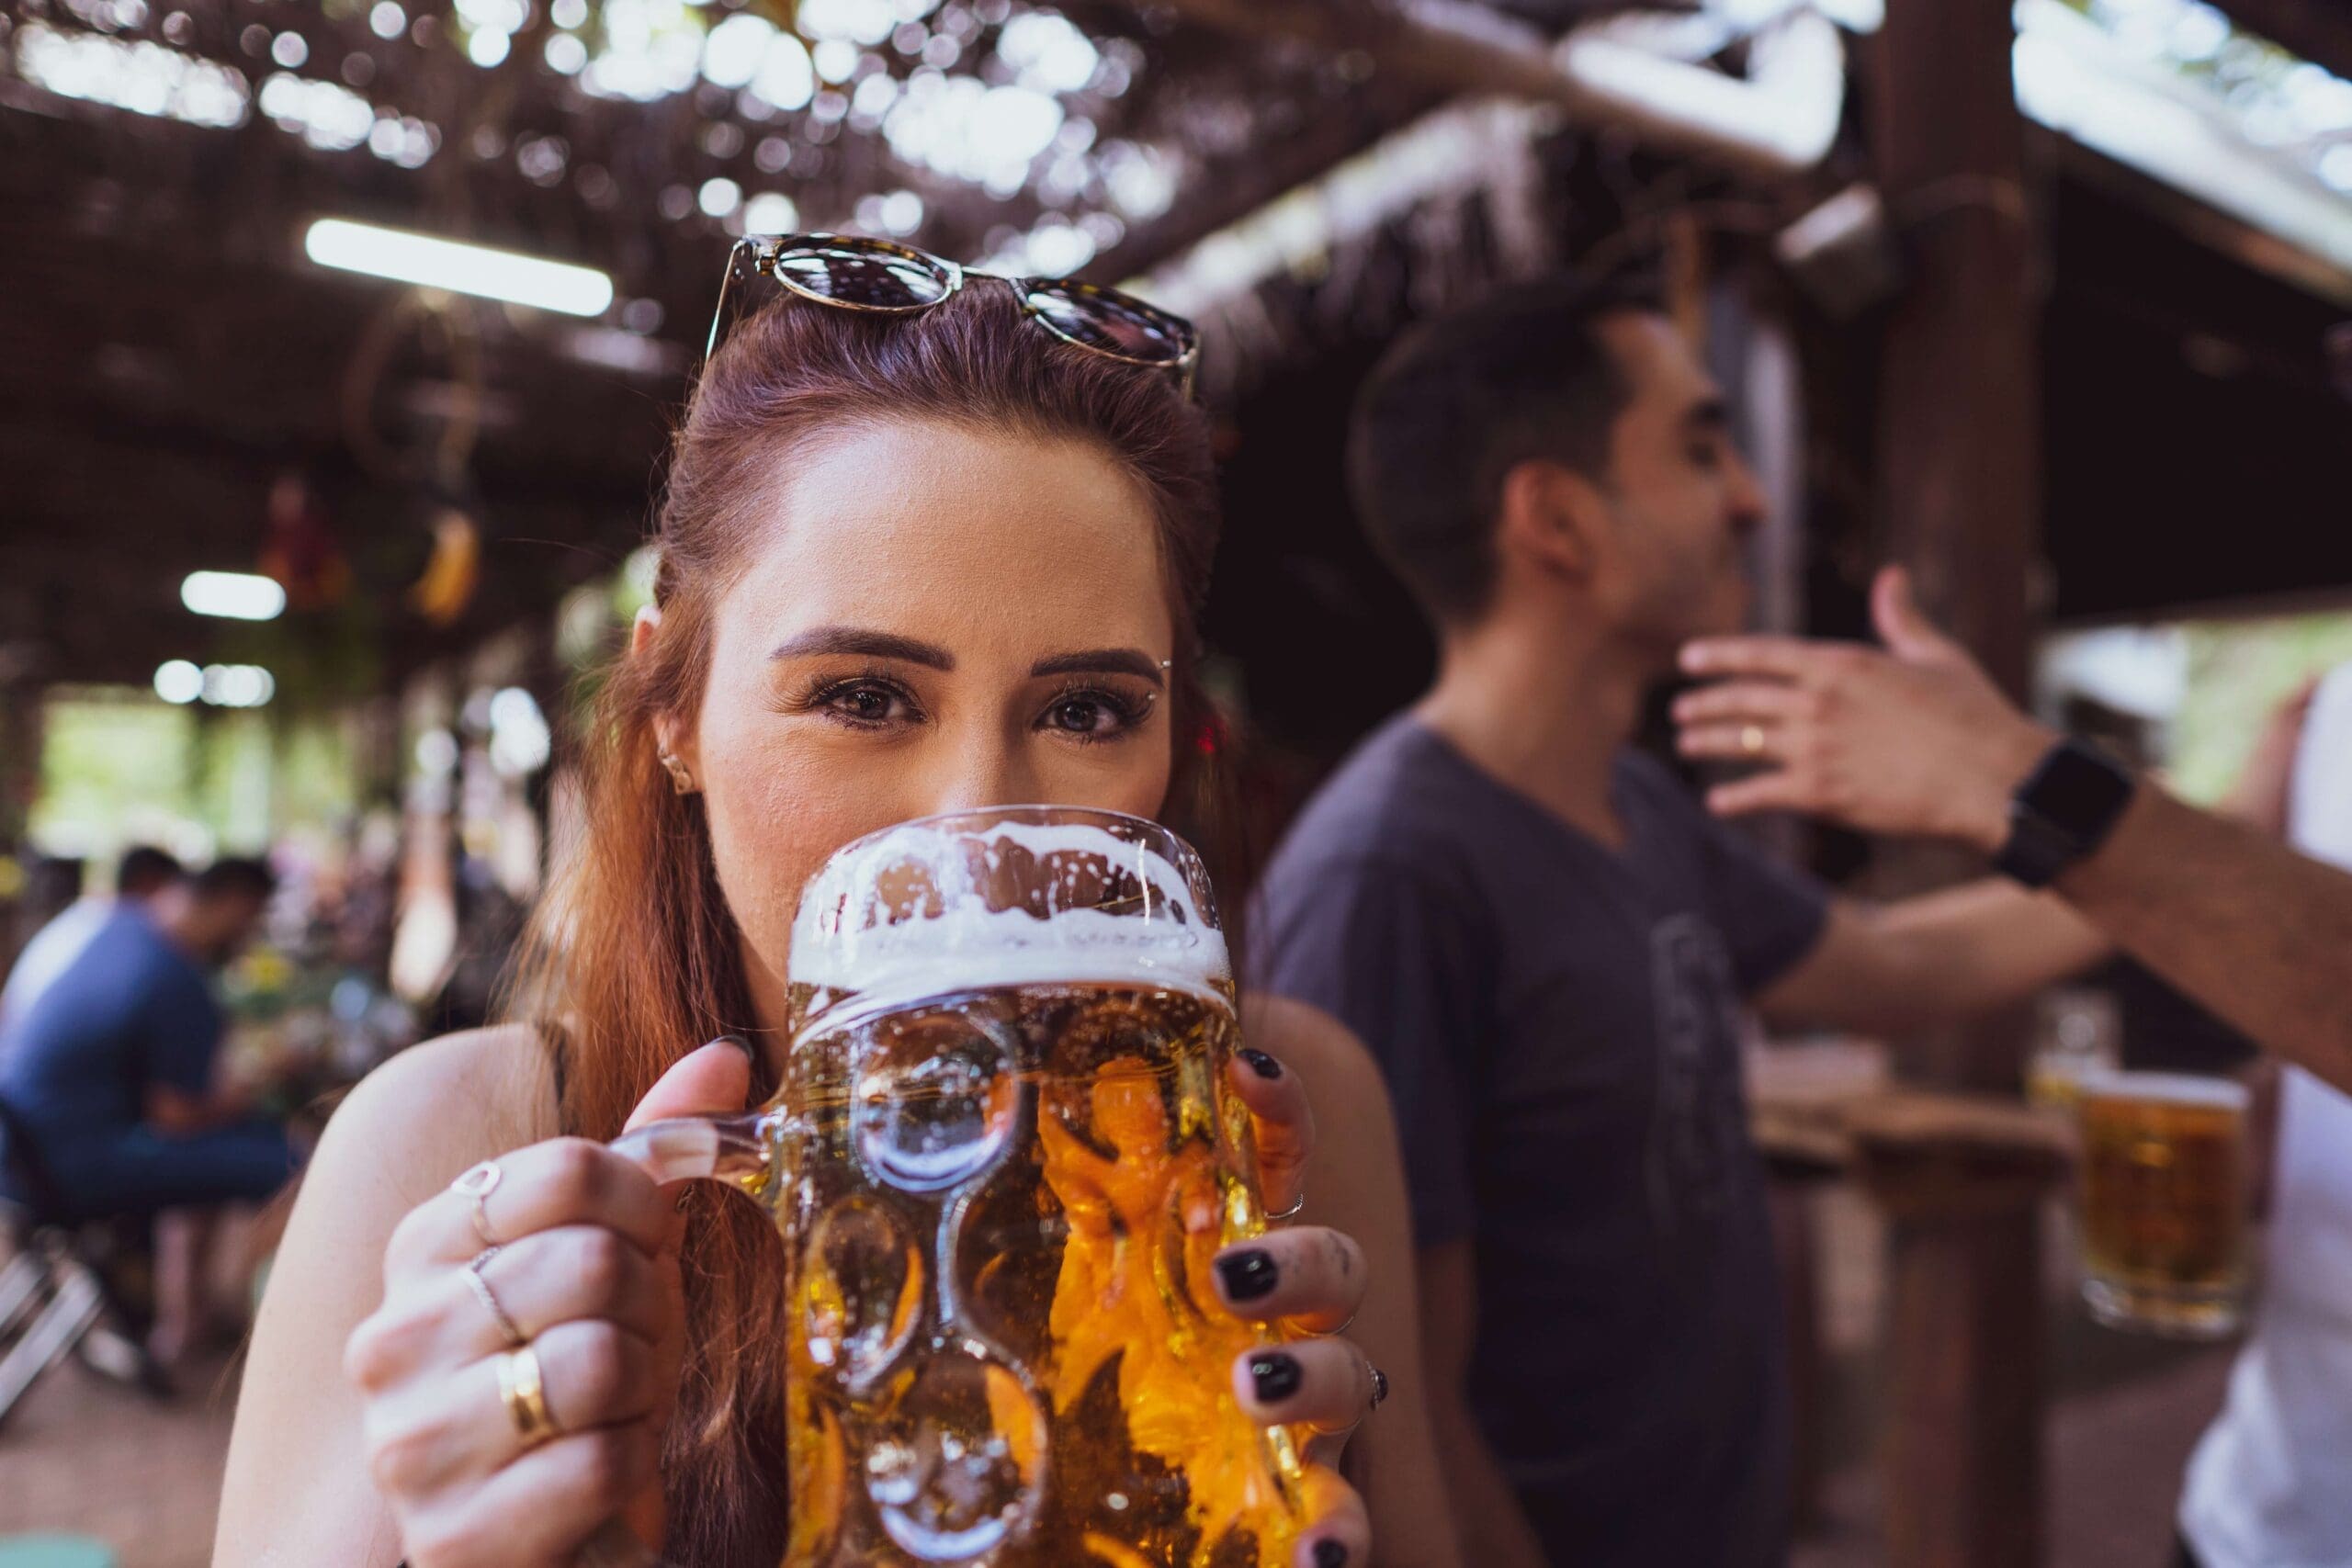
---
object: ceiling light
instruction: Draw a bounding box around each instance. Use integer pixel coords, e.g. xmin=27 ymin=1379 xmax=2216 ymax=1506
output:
xmin=181 ymin=570 xmax=287 ymax=621
xmin=303 ymin=217 xmax=615 ymax=317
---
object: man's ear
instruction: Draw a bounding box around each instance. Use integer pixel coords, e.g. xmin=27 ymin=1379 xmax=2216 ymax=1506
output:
xmin=1495 ymin=458 xmax=1606 ymax=587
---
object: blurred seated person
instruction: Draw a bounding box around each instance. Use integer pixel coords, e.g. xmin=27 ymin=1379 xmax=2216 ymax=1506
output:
xmin=0 ymin=856 xmax=298 ymax=1361
xmin=0 ymin=845 xmax=183 ymax=1033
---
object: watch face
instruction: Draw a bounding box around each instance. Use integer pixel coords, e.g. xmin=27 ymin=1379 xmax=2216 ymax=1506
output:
xmin=2034 ymin=744 xmax=2134 ymax=830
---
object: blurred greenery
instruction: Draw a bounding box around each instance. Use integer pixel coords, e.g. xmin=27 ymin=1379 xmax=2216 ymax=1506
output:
xmin=2170 ymin=614 xmax=2352 ymax=803
xmin=31 ymin=690 xmax=357 ymax=864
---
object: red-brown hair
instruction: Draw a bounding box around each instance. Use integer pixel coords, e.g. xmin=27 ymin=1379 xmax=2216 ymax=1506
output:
xmin=504 ymin=282 xmax=1225 ymax=1564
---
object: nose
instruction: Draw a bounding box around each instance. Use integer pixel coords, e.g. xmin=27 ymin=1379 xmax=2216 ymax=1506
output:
xmin=910 ymin=728 xmax=1044 ymax=818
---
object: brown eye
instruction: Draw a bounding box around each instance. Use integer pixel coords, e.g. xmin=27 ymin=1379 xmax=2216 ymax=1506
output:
xmin=1040 ymin=690 xmax=1144 ymax=739
xmin=818 ymin=680 xmax=915 ymax=727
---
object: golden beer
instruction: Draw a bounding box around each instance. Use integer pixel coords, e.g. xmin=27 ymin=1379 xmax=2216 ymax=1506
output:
xmin=621 ymin=808 xmax=1302 ymax=1565
xmin=2077 ymin=1071 xmax=2250 ymax=1338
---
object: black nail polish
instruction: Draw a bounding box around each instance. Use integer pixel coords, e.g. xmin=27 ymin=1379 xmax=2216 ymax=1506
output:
xmin=1249 ymin=1352 xmax=1303 ymax=1404
xmin=1216 ymin=1249 xmax=1280 ymax=1303
xmin=1241 ymin=1048 xmax=1283 ymax=1079
xmin=715 ymin=1033 xmax=755 ymax=1064
xmin=1313 ymin=1542 xmax=1349 ymax=1568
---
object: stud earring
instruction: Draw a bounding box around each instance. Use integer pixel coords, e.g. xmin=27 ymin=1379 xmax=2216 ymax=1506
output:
xmin=658 ymin=750 xmax=695 ymax=795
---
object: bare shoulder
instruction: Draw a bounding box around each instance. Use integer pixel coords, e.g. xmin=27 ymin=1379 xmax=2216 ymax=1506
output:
xmin=311 ymin=1023 xmax=560 ymax=1217
xmin=1239 ymin=993 xmax=1396 ymax=1123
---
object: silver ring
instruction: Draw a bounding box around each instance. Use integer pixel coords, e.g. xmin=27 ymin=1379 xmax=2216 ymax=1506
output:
xmin=1324 ymin=1309 xmax=1359 ymax=1338
xmin=464 ymin=1247 xmax=526 ymax=1348
xmin=451 ymin=1160 xmax=503 ymax=1248
xmin=1265 ymin=1191 xmax=1306 ymax=1224
xmin=1368 ymin=1363 xmax=1389 ymax=1413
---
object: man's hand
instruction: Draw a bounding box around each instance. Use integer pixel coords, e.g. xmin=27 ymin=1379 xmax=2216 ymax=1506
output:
xmin=1674 ymin=566 xmax=2055 ymax=852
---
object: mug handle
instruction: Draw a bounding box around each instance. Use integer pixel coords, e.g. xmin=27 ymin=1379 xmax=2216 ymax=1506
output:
xmin=578 ymin=1110 xmax=786 ymax=1568
xmin=607 ymin=1111 xmax=782 ymax=1189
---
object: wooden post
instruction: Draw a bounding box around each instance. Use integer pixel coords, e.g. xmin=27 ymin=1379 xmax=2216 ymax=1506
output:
xmin=1868 ymin=0 xmax=2043 ymax=992
xmin=1850 ymin=1094 xmax=2072 ymax=1568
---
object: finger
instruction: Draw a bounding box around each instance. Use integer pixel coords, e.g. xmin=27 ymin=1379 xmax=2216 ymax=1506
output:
xmin=1227 ymin=1050 xmax=1312 ymax=1216
xmin=1678 ymin=636 xmax=1830 ymax=683
xmin=1704 ymin=770 xmax=1814 ymax=819
xmin=1670 ymin=681 xmax=1815 ymax=728
xmin=1211 ymin=1226 xmax=1366 ymax=1334
xmin=404 ymin=1420 xmax=662 ymax=1568
xmin=1233 ymin=1339 xmax=1376 ymax=1435
xmin=478 ymin=1227 xmax=670 ymax=1346
xmin=1676 ymin=724 xmax=1782 ymax=764
xmin=624 ymin=1039 xmax=754 ymax=1133
xmin=393 ymin=1141 xmax=673 ymax=1269
xmin=1871 ymin=566 xmax=1965 ymax=667
xmin=1289 ymin=1463 xmax=1372 ymax=1568
xmin=464 ymin=1320 xmax=661 ymax=1479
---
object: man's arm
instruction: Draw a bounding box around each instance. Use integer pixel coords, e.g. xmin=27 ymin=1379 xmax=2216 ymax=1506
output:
xmin=1679 ymin=566 xmax=2352 ymax=1091
xmin=1418 ymin=1241 xmax=1551 ymax=1568
xmin=1757 ymin=880 xmax=2109 ymax=1035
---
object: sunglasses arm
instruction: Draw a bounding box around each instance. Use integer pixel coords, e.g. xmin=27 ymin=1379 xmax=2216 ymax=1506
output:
xmin=706 ymin=239 xmax=763 ymax=362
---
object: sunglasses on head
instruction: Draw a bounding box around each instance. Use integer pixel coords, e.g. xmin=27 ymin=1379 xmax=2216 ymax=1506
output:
xmin=706 ymin=233 xmax=1200 ymax=395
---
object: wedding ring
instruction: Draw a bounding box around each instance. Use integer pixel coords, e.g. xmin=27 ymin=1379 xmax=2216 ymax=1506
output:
xmin=1368 ymin=1364 xmax=1389 ymax=1413
xmin=1265 ymin=1191 xmax=1306 ymax=1224
xmin=451 ymin=1160 xmax=504 ymax=1248
xmin=1739 ymin=724 xmax=1768 ymax=757
xmin=463 ymin=1247 xmax=525 ymax=1348
xmin=497 ymin=1345 xmax=560 ymax=1447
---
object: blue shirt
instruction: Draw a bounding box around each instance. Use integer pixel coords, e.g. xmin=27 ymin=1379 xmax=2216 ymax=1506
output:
xmin=1250 ymin=717 xmax=1828 ymax=1568
xmin=0 ymin=907 xmax=221 ymax=1136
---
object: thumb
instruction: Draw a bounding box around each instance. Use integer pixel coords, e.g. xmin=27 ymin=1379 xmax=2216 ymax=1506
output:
xmin=625 ymin=1037 xmax=755 ymax=1133
xmin=1871 ymin=566 xmax=1964 ymax=666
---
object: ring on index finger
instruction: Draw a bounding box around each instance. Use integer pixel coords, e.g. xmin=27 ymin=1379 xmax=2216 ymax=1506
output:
xmin=1265 ymin=1190 xmax=1306 ymax=1224
xmin=451 ymin=1160 xmax=504 ymax=1248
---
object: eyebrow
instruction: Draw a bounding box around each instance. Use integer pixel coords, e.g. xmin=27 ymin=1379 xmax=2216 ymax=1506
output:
xmin=1030 ymin=648 xmax=1166 ymax=687
xmin=770 ymin=626 xmax=955 ymax=668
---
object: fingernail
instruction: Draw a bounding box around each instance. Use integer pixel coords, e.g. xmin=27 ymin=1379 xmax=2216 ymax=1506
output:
xmin=1680 ymin=646 xmax=1707 ymax=671
xmin=1313 ymin=1543 xmax=1349 ymax=1568
xmin=1249 ymin=1352 xmax=1303 ymax=1404
xmin=1216 ymin=1249 xmax=1280 ymax=1303
xmin=1241 ymin=1049 xmax=1283 ymax=1079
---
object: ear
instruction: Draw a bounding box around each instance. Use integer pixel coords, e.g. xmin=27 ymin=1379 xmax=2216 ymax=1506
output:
xmin=632 ymin=604 xmax=698 ymax=775
xmin=1494 ymin=458 xmax=1606 ymax=587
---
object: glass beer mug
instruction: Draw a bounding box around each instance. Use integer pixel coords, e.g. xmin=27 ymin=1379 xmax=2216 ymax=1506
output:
xmin=615 ymin=807 xmax=1305 ymax=1566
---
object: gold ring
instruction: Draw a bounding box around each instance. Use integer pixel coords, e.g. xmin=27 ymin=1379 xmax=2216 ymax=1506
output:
xmin=1739 ymin=724 xmax=1768 ymax=757
xmin=451 ymin=1160 xmax=503 ymax=1248
xmin=496 ymin=1345 xmax=560 ymax=1447
xmin=463 ymin=1247 xmax=526 ymax=1348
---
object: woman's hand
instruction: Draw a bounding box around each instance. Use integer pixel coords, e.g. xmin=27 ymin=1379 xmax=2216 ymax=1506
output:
xmin=345 ymin=1043 xmax=749 ymax=1568
xmin=1216 ymin=1047 xmax=1382 ymax=1568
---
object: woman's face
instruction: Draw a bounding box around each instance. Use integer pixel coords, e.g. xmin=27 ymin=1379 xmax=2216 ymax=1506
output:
xmin=661 ymin=418 xmax=1179 ymax=1018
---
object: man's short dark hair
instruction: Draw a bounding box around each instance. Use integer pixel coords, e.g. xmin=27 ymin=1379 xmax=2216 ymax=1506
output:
xmin=1346 ymin=274 xmax=1664 ymax=626
xmin=116 ymin=846 xmax=183 ymax=898
xmin=192 ymin=856 xmax=276 ymax=906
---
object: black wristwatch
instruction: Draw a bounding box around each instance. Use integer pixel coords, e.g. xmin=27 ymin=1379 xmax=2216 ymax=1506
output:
xmin=1993 ymin=737 xmax=2138 ymax=888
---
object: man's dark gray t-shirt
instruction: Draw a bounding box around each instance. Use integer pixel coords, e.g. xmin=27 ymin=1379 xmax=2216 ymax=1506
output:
xmin=1250 ymin=716 xmax=1828 ymax=1567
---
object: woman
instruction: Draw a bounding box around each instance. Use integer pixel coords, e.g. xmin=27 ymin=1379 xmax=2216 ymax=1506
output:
xmin=215 ymin=244 xmax=1453 ymax=1567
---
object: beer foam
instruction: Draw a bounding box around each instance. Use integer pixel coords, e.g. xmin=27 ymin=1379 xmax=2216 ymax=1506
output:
xmin=2078 ymin=1070 xmax=2250 ymax=1111
xmin=790 ymin=817 xmax=1229 ymax=1012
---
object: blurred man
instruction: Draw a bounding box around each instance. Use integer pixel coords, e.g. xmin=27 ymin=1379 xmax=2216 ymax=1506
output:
xmin=1252 ymin=278 xmax=2113 ymax=1566
xmin=0 ymin=844 xmax=183 ymax=1031
xmin=0 ymin=856 xmax=293 ymax=1359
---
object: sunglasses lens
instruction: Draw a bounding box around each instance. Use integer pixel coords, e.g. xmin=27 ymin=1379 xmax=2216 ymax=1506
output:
xmin=1022 ymin=283 xmax=1191 ymax=364
xmin=773 ymin=243 xmax=954 ymax=310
